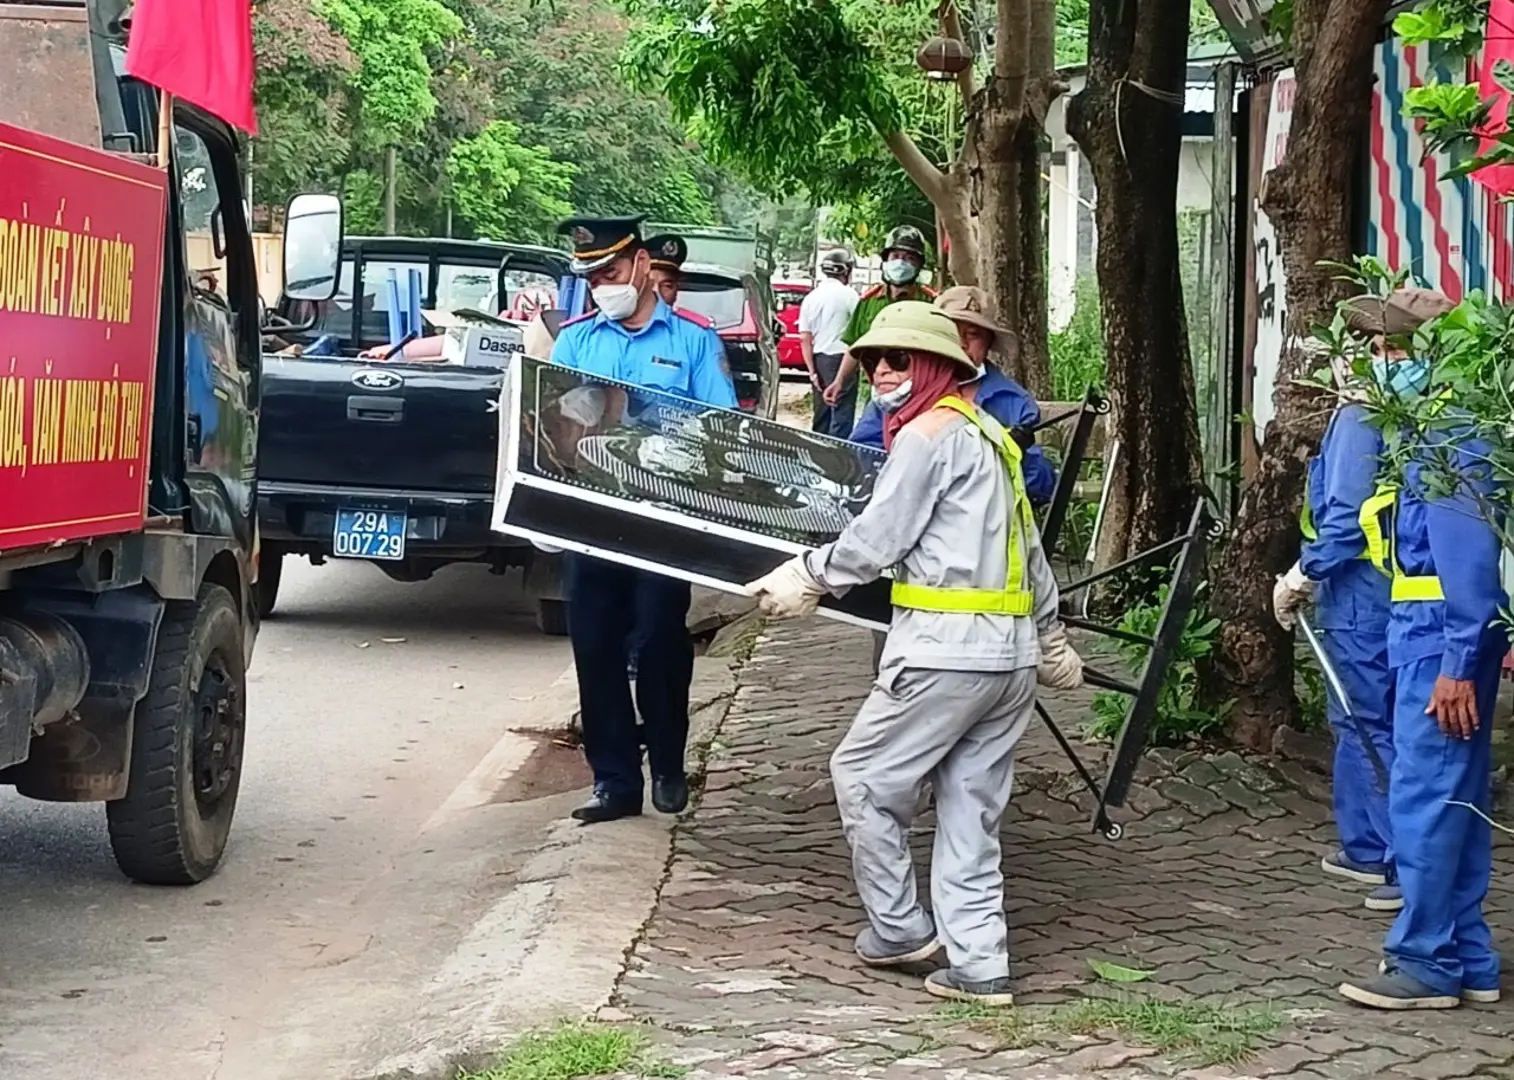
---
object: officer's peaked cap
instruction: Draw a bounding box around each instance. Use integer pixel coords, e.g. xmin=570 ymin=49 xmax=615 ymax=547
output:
xmin=557 ymin=215 xmax=646 ymax=275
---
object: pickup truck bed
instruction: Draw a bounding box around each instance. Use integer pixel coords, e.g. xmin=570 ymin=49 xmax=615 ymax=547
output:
xmin=256 ymin=354 xmax=566 ymax=630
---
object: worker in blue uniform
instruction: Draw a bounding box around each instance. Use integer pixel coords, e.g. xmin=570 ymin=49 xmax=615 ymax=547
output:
xmin=1272 ymin=293 xmax=1459 ymax=915
xmin=1333 ymin=290 xmax=1507 ymax=1011
xmin=850 ymin=286 xmax=1055 ymax=506
xmin=550 ymin=215 xmax=737 ymax=824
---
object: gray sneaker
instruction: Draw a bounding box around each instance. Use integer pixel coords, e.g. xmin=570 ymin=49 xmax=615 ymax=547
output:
xmin=1340 ymin=968 xmax=1458 ymax=1010
xmin=1365 ymin=885 xmax=1404 ymax=912
xmin=853 ymin=927 xmax=940 ymax=967
xmin=924 ymin=968 xmax=1015 ymax=1006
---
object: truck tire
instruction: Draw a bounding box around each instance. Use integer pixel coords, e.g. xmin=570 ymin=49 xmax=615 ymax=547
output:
xmin=253 ymin=552 xmax=283 ymax=619
xmin=535 ymin=597 xmax=570 ymax=637
xmin=107 ymin=583 xmax=246 ymax=885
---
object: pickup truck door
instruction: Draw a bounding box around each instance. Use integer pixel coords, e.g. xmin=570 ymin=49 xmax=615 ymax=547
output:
xmin=173 ymin=109 xmax=260 ymax=549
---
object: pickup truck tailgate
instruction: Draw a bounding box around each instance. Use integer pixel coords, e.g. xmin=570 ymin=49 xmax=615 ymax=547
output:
xmin=259 ymin=357 xmax=502 ymax=493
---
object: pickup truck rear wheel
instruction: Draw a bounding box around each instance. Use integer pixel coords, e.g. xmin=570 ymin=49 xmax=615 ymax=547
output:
xmin=107 ymin=583 xmax=246 ymax=885
xmin=535 ymin=597 xmax=570 ymax=636
xmin=253 ymin=551 xmax=283 ymax=619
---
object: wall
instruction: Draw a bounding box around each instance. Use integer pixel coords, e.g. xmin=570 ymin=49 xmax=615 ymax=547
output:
xmin=1366 ymin=37 xmax=1514 ymax=301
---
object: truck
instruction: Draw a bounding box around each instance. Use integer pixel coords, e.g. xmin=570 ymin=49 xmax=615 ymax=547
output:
xmin=0 ymin=0 xmax=343 ymax=883
xmin=256 ymin=235 xmax=782 ymax=631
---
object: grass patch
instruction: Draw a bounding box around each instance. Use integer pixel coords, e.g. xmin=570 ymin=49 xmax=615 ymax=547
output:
xmin=458 ymin=1022 xmax=685 ymax=1080
xmin=934 ymin=995 xmax=1283 ymax=1068
xmin=1050 ymin=996 xmax=1283 ymax=1067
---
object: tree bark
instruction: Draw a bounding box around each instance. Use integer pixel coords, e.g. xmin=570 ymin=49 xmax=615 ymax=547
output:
xmin=384 ymin=145 xmax=398 ymax=234
xmin=1207 ymin=0 xmax=1388 ymax=750
xmin=1067 ymin=0 xmax=1204 ymax=566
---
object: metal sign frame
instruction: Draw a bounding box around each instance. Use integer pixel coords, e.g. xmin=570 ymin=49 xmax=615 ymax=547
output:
xmin=492 ymin=357 xmax=892 ymax=630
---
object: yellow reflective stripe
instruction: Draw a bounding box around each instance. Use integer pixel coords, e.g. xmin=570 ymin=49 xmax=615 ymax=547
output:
xmin=1357 ymin=485 xmax=1397 ymax=576
xmin=890 ymin=395 xmax=1035 ymax=615
xmin=1299 ymin=498 xmax=1318 ymax=542
xmin=1391 ymin=575 xmax=1444 ymax=602
xmin=890 ymin=581 xmax=1034 ymax=614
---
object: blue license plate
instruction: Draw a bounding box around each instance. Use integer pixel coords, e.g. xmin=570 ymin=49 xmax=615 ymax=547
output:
xmin=333 ymin=508 xmax=407 ymax=561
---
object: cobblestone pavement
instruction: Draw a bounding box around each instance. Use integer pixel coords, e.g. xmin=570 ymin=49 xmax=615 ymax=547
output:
xmin=613 ymin=621 xmax=1514 ymax=1080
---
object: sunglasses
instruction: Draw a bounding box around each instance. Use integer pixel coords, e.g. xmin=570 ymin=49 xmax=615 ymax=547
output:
xmin=861 ymin=349 xmax=912 ymax=375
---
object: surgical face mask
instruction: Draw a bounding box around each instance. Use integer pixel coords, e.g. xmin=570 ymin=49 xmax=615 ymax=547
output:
xmin=1371 ymin=356 xmax=1431 ymax=396
xmin=874 ymin=379 xmax=913 ymax=412
xmin=591 ymin=281 xmax=640 ymax=321
xmin=881 ymin=259 xmax=919 ymax=286
xmin=958 ymin=363 xmax=986 ymax=386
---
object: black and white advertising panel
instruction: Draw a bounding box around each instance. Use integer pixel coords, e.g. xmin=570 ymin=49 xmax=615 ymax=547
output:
xmin=491 ymin=356 xmax=893 ymax=628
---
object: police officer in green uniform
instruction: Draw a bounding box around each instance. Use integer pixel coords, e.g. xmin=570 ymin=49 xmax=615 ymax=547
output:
xmin=822 ymin=225 xmax=938 ymax=408
xmin=550 ymin=216 xmax=737 ymax=824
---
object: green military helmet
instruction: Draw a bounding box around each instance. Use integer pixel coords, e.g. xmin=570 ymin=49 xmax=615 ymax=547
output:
xmin=850 ymin=300 xmax=974 ymax=375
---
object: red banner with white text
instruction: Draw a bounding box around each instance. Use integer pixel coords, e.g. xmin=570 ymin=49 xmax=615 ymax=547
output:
xmin=0 ymin=121 xmax=169 ymax=554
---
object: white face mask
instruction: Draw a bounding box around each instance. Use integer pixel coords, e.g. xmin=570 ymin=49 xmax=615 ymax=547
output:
xmin=592 ymin=282 xmax=640 ymax=321
xmin=874 ymin=379 xmax=913 ymax=412
xmin=882 ymin=259 xmax=918 ymax=286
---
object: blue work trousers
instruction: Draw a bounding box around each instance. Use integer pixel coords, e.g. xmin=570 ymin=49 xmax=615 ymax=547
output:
xmin=1384 ymin=651 xmax=1502 ymax=996
xmin=566 ymin=555 xmax=693 ymax=800
xmin=1319 ymin=626 xmax=1395 ymax=871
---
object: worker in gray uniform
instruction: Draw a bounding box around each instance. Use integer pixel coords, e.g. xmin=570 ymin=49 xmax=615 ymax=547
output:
xmin=744 ymin=301 xmax=1084 ymax=1006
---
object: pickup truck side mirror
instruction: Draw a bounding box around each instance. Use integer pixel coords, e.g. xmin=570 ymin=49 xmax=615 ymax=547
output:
xmin=282 ymin=193 xmax=344 ymax=304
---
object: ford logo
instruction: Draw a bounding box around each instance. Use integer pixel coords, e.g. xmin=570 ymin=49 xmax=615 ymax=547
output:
xmin=352 ymin=368 xmax=404 ymax=391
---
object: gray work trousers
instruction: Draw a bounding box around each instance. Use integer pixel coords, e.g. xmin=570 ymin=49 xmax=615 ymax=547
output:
xmin=830 ymin=664 xmax=1036 ymax=982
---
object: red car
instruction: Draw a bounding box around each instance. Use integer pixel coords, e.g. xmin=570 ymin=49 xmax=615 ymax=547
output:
xmin=773 ymin=281 xmax=810 ymax=370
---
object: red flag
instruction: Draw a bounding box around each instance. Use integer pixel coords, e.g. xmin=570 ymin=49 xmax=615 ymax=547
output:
xmin=1473 ymin=0 xmax=1514 ymax=195
xmin=125 ymin=0 xmax=258 ymax=135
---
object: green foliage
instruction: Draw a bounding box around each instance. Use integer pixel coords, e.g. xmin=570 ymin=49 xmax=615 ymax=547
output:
xmin=1294 ymin=646 xmax=1329 ymax=732
xmin=1051 ymin=996 xmax=1283 ymax=1068
xmin=1086 ymin=586 xmax=1231 ymax=746
xmin=1392 ymin=0 xmax=1486 ymax=56
xmin=447 ymin=122 xmax=576 ymax=243
xmin=1312 ymin=256 xmax=1514 ymax=555
xmin=322 ymin=0 xmax=465 ymax=144
xmin=1049 ymin=278 xmax=1106 ymax=400
xmin=459 ymin=1021 xmax=684 ymax=1080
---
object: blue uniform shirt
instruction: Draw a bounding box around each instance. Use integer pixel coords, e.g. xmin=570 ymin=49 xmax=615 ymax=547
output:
xmin=1299 ymin=404 xmax=1391 ymax=632
xmin=851 ymin=367 xmax=1056 ymax=505
xmin=550 ymin=299 xmax=737 ymax=408
xmin=1388 ymin=420 xmax=1508 ymax=678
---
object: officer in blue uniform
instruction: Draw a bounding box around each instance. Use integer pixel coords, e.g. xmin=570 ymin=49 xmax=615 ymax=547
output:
xmin=851 ymin=286 xmax=1055 ymax=506
xmin=551 ymin=215 xmax=737 ymax=824
xmin=1333 ymin=290 xmax=1508 ymax=1011
xmin=1272 ymin=294 xmax=1459 ymax=915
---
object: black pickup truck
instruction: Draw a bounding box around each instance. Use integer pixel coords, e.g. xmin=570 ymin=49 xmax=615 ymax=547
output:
xmin=257 ymin=238 xmax=570 ymax=631
xmin=258 ymin=236 xmax=781 ymax=634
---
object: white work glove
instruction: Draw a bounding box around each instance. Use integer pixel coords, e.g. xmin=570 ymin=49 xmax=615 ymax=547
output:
xmin=743 ymin=555 xmax=827 ymax=619
xmin=1271 ymin=561 xmax=1315 ymax=631
xmin=558 ymin=385 xmax=607 ymax=427
xmin=1037 ymin=624 xmax=1084 ymax=690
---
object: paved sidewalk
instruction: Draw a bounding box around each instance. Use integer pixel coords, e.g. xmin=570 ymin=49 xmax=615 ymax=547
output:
xmin=614 ymin=620 xmax=1514 ymax=1080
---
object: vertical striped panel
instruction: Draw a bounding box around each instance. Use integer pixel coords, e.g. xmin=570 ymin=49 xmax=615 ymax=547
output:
xmin=1369 ymin=36 xmax=1514 ymax=301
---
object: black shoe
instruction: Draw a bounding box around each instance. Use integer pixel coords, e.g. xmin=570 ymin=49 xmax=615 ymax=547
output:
xmin=854 ymin=926 xmax=940 ymax=967
xmin=1339 ymin=968 xmax=1459 ymax=1010
xmin=571 ymin=790 xmax=643 ymax=824
xmin=652 ymin=776 xmax=689 ymax=815
xmin=924 ymin=969 xmax=1015 ymax=1006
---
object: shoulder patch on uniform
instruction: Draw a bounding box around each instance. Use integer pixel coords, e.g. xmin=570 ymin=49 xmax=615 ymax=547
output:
xmin=672 ymin=306 xmax=714 ymax=328
xmin=859 ymin=284 xmax=885 ymax=300
xmin=561 ymin=310 xmax=597 ymax=328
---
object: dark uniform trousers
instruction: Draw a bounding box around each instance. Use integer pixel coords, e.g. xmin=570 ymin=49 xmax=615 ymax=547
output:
xmin=566 ymin=553 xmax=693 ymax=799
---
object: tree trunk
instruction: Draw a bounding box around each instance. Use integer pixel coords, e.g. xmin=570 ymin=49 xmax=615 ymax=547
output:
xmin=1067 ymin=0 xmax=1204 ymax=566
xmin=1012 ymin=111 xmax=1053 ymax=396
xmin=1207 ymin=0 xmax=1387 ymax=749
xmin=384 ymin=145 xmax=398 ymax=234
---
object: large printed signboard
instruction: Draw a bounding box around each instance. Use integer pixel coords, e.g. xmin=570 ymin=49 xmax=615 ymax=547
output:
xmin=492 ymin=355 xmax=894 ymax=629
xmin=0 ymin=122 xmax=168 ymax=554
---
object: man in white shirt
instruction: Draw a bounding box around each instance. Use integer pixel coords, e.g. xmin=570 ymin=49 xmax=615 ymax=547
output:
xmin=800 ymin=249 xmax=861 ymax=437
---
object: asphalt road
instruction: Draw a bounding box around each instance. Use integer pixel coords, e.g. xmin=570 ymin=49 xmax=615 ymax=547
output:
xmin=0 ymin=558 xmax=675 ymax=1080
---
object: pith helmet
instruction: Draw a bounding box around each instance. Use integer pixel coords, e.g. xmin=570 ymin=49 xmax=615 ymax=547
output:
xmin=850 ymin=301 xmax=975 ymax=375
